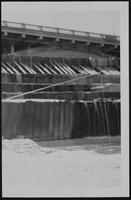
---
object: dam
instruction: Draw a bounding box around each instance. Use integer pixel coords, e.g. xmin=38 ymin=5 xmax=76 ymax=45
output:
xmin=2 ymin=21 xmax=120 ymax=140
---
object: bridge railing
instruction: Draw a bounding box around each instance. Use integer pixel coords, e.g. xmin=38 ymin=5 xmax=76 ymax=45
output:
xmin=2 ymin=20 xmax=120 ymax=41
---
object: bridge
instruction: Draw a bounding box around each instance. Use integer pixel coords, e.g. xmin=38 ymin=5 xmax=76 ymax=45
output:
xmin=2 ymin=21 xmax=120 ymax=54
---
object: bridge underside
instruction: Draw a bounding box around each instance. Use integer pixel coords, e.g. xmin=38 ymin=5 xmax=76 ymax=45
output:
xmin=2 ymin=21 xmax=120 ymax=58
xmin=2 ymin=35 xmax=120 ymax=58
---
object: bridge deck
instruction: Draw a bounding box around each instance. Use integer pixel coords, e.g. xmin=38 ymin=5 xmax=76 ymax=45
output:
xmin=2 ymin=21 xmax=120 ymax=46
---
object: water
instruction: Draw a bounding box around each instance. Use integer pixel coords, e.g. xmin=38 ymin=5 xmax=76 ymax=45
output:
xmin=2 ymin=99 xmax=120 ymax=140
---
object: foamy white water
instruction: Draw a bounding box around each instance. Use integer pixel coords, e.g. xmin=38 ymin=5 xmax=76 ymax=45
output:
xmin=2 ymin=138 xmax=121 ymax=197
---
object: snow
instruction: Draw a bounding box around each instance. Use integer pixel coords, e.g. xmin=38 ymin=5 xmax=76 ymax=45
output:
xmin=2 ymin=138 xmax=121 ymax=197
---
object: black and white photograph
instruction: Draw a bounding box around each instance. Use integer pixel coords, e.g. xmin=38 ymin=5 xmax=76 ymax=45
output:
xmin=1 ymin=1 xmax=129 ymax=197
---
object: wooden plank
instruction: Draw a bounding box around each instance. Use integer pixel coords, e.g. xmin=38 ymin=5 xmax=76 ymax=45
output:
xmin=6 ymin=102 xmax=17 ymax=139
xmin=18 ymin=102 xmax=25 ymax=136
xmin=47 ymin=102 xmax=54 ymax=140
xmin=58 ymin=101 xmax=65 ymax=139
xmin=85 ymin=102 xmax=91 ymax=136
xmin=44 ymin=102 xmax=52 ymax=140
xmin=66 ymin=102 xmax=73 ymax=139
xmin=39 ymin=102 xmax=49 ymax=140
xmin=105 ymin=101 xmax=115 ymax=136
xmin=88 ymin=102 xmax=95 ymax=136
xmin=98 ymin=101 xmax=107 ymax=136
xmin=32 ymin=102 xmax=41 ymax=139
xmin=49 ymin=102 xmax=55 ymax=140
xmin=39 ymin=102 xmax=46 ymax=139
xmin=5 ymin=102 xmax=12 ymax=139
xmin=79 ymin=102 xmax=86 ymax=138
xmin=117 ymin=102 xmax=121 ymax=135
xmin=23 ymin=101 xmax=35 ymax=138
xmin=2 ymin=102 xmax=10 ymax=137
xmin=3 ymin=102 xmax=11 ymax=139
xmin=56 ymin=102 xmax=61 ymax=139
xmin=114 ymin=102 xmax=120 ymax=135
xmin=80 ymin=102 xmax=88 ymax=137
xmin=94 ymin=101 xmax=99 ymax=136
xmin=111 ymin=102 xmax=116 ymax=136
xmin=87 ymin=102 xmax=93 ymax=136
xmin=71 ymin=102 xmax=81 ymax=138
xmin=2 ymin=102 xmax=6 ymax=136
xmin=95 ymin=100 xmax=104 ymax=136
xmin=12 ymin=102 xmax=21 ymax=137
xmin=64 ymin=102 xmax=70 ymax=139
xmin=39 ymin=102 xmax=45 ymax=139
xmin=53 ymin=102 xmax=60 ymax=140
xmin=63 ymin=102 xmax=68 ymax=139
xmin=67 ymin=102 xmax=73 ymax=139
xmin=104 ymin=101 xmax=111 ymax=136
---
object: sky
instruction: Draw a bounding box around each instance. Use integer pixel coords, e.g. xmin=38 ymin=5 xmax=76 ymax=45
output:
xmin=2 ymin=2 xmax=120 ymax=36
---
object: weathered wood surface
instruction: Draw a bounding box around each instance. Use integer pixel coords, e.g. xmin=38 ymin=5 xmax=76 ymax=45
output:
xmin=2 ymin=100 xmax=120 ymax=140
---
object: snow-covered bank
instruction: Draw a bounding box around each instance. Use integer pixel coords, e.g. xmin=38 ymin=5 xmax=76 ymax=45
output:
xmin=2 ymin=138 xmax=121 ymax=197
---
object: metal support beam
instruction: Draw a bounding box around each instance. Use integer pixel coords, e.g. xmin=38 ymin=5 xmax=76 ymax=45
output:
xmin=4 ymin=31 xmax=8 ymax=36
xmin=21 ymin=33 xmax=26 ymax=38
xmin=72 ymin=39 xmax=75 ymax=44
xmin=86 ymin=41 xmax=90 ymax=45
xmin=39 ymin=35 xmax=43 ymax=40
xmin=56 ymin=38 xmax=60 ymax=42
xmin=101 ymin=42 xmax=104 ymax=47
xmin=11 ymin=43 xmax=14 ymax=53
xmin=28 ymin=45 xmax=31 ymax=49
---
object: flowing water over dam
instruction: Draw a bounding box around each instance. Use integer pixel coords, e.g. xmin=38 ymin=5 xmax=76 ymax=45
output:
xmin=2 ymin=99 xmax=120 ymax=140
xmin=2 ymin=56 xmax=120 ymax=140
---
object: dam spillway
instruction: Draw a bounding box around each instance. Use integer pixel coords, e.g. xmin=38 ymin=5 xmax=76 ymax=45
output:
xmin=1 ymin=22 xmax=120 ymax=140
xmin=2 ymin=56 xmax=120 ymax=140
xmin=2 ymin=99 xmax=120 ymax=140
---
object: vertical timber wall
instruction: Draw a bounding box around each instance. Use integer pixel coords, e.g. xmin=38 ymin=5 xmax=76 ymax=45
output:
xmin=2 ymin=100 xmax=120 ymax=140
